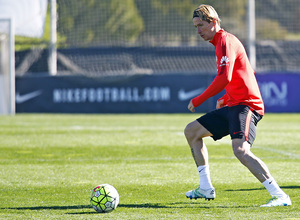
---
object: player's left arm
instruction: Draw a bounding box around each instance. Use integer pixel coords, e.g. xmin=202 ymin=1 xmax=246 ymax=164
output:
xmin=216 ymin=93 xmax=229 ymax=109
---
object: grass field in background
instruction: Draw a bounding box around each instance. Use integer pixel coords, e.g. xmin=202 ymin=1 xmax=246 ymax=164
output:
xmin=0 ymin=113 xmax=299 ymax=219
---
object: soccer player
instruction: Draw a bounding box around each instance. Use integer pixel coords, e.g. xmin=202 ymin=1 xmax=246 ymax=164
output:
xmin=184 ymin=4 xmax=291 ymax=207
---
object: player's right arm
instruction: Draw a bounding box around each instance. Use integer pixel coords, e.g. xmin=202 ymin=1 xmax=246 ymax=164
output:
xmin=191 ymin=35 xmax=236 ymax=109
xmin=188 ymin=99 xmax=195 ymax=112
xmin=191 ymin=74 xmax=229 ymax=108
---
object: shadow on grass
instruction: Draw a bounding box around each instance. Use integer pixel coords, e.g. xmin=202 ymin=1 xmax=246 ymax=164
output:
xmin=109 ymin=203 xmax=248 ymax=210
xmin=66 ymin=202 xmax=247 ymax=214
xmin=2 ymin=203 xmax=171 ymax=212
xmin=2 ymin=205 xmax=91 ymax=210
xmin=1 ymin=202 xmax=242 ymax=215
xmin=225 ymin=185 xmax=300 ymax=192
xmin=1 ymin=205 xmax=97 ymax=215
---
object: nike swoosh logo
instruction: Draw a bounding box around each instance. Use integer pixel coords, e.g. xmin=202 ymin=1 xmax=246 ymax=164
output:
xmin=16 ymin=90 xmax=42 ymax=104
xmin=198 ymin=168 xmax=205 ymax=173
xmin=178 ymin=88 xmax=205 ymax=101
xmin=233 ymin=131 xmax=242 ymax=135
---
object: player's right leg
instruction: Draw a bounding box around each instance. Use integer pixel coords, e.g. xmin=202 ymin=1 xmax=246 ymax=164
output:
xmin=184 ymin=120 xmax=212 ymax=166
xmin=184 ymin=107 xmax=229 ymax=200
xmin=185 ymin=186 xmax=216 ymax=200
xmin=228 ymin=105 xmax=291 ymax=207
xmin=184 ymin=121 xmax=215 ymax=200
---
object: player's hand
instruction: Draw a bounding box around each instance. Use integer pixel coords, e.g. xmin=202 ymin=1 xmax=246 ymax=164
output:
xmin=216 ymin=99 xmax=224 ymax=109
xmin=188 ymin=100 xmax=195 ymax=112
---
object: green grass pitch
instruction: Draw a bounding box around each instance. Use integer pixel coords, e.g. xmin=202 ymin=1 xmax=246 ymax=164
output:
xmin=0 ymin=113 xmax=299 ymax=219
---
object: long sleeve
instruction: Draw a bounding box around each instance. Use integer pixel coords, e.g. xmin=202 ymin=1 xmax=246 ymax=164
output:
xmin=192 ymin=33 xmax=236 ymax=108
xmin=192 ymin=73 xmax=229 ymax=107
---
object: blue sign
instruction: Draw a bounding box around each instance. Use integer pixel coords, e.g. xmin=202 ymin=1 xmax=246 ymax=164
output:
xmin=15 ymin=73 xmax=300 ymax=113
xmin=256 ymin=73 xmax=300 ymax=113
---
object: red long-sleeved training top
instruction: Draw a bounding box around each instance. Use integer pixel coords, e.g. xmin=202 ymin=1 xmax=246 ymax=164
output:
xmin=192 ymin=29 xmax=264 ymax=116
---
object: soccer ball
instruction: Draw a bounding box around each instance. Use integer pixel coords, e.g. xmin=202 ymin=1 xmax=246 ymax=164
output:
xmin=90 ymin=184 xmax=119 ymax=213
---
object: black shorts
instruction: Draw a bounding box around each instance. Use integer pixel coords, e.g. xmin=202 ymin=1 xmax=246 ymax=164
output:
xmin=197 ymin=105 xmax=263 ymax=145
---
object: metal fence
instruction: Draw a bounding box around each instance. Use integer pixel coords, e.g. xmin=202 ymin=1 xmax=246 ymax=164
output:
xmin=15 ymin=0 xmax=300 ymax=76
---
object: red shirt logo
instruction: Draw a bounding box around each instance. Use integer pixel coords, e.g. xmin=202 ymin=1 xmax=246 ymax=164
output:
xmin=219 ymin=56 xmax=229 ymax=66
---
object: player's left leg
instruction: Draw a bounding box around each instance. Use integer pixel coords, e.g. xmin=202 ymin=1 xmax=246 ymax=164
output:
xmin=232 ymin=139 xmax=291 ymax=207
xmin=229 ymin=105 xmax=291 ymax=207
xmin=232 ymin=139 xmax=270 ymax=182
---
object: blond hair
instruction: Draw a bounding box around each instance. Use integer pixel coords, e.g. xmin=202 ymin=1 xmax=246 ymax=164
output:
xmin=193 ymin=4 xmax=221 ymax=25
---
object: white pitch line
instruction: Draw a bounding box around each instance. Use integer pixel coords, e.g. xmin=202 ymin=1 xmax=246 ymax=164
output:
xmin=216 ymin=138 xmax=300 ymax=159
xmin=254 ymin=146 xmax=300 ymax=159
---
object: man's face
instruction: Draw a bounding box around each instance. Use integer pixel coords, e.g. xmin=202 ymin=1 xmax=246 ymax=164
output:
xmin=193 ymin=17 xmax=215 ymax=41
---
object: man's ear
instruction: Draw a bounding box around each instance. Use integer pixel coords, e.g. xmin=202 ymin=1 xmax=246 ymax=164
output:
xmin=212 ymin=19 xmax=217 ymax=25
